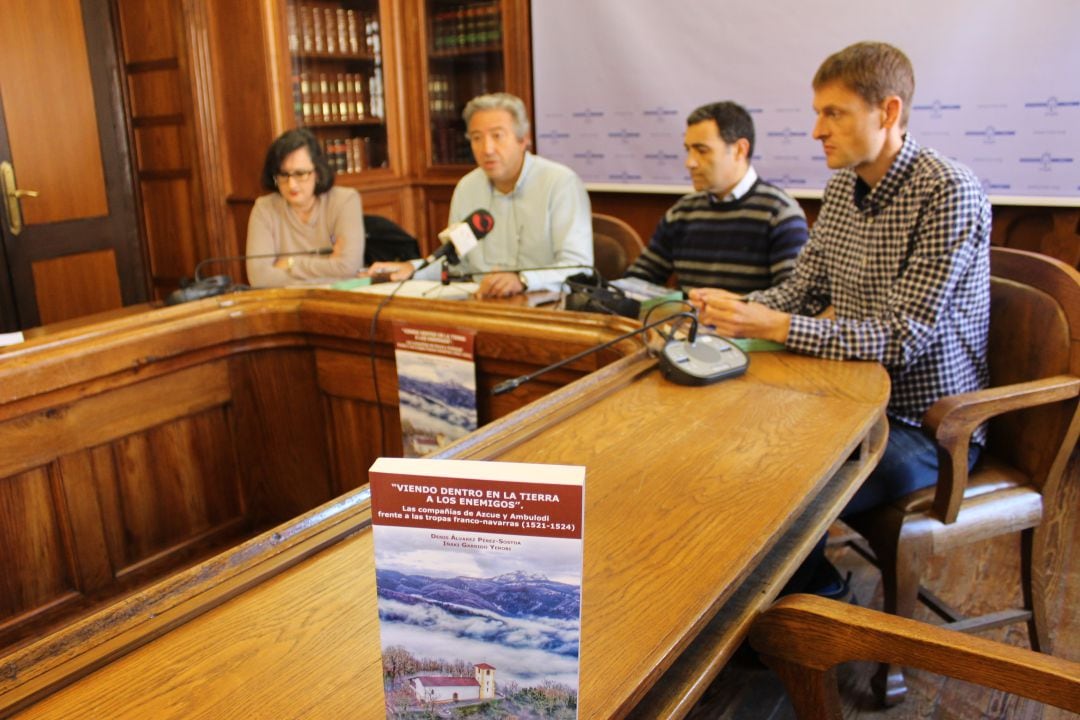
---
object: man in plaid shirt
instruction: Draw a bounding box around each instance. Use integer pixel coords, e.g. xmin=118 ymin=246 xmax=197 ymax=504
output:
xmin=690 ymin=42 xmax=991 ymax=595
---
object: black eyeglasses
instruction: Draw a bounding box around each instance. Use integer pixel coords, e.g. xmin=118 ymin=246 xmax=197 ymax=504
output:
xmin=275 ymin=169 xmax=315 ymax=182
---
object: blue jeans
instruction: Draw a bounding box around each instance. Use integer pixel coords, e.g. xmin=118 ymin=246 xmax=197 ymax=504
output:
xmin=842 ymin=418 xmax=981 ymax=518
xmin=785 ymin=417 xmax=982 ymax=595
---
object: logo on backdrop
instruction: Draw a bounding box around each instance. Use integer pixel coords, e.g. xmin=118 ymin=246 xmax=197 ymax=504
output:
xmin=765 ymin=174 xmax=808 ymax=187
xmin=644 ymin=150 xmax=679 ymax=165
xmin=766 ymin=127 xmax=809 ymax=145
xmin=964 ymin=126 xmax=1017 ymax=144
xmin=573 ymin=150 xmax=606 ymax=165
xmin=980 ymin=178 xmax=1012 ymax=193
xmin=913 ymin=99 xmax=962 ymax=119
xmin=608 ymin=129 xmax=641 ymax=143
xmin=1024 ymin=96 xmax=1080 ymax=115
xmin=571 ymin=108 xmax=605 ymax=122
xmin=1018 ymin=152 xmax=1074 ymax=172
xmin=538 ymin=130 xmax=571 ymax=145
xmin=642 ymin=106 xmax=679 ymax=121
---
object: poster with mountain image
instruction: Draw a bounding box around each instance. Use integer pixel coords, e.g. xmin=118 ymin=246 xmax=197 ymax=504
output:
xmin=370 ymin=457 xmax=585 ymax=719
xmin=393 ymin=323 xmax=478 ymax=458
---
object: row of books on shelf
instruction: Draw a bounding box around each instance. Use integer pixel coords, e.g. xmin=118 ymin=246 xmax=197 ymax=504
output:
xmin=432 ymin=123 xmax=473 ymax=165
xmin=431 ymin=3 xmax=501 ymax=52
xmin=321 ymin=136 xmax=372 ymax=174
xmin=288 ymin=3 xmax=381 ymax=57
xmin=293 ymin=71 xmax=385 ymax=123
xmin=428 ymin=74 xmax=459 ymax=120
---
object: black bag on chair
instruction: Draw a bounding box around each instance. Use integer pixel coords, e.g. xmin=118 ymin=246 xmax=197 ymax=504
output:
xmin=363 ymin=215 xmax=420 ymax=265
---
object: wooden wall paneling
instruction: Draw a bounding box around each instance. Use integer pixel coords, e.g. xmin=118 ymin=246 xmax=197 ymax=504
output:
xmin=0 ymin=361 xmax=230 ymax=481
xmin=181 ymin=0 xmax=237 ymax=265
xmin=31 ymin=250 xmax=124 ymax=325
xmin=992 ymin=206 xmax=1080 ymax=268
xmin=358 ymin=185 xmax=407 ymax=228
xmin=56 ymin=448 xmax=118 ymax=596
xmin=138 ymin=178 xmax=198 ymax=287
xmin=204 ymin=2 xmax=280 ymax=201
xmin=133 ymin=125 xmax=188 ymax=170
xmin=316 ymin=348 xmax=402 ymax=490
xmin=109 ymin=408 xmax=245 ymax=580
xmin=502 ymin=0 xmax=533 ymax=113
xmin=201 ymin=0 xmax=297 ymax=286
xmin=115 ymin=0 xmax=179 ymax=60
xmin=115 ymin=0 xmax=216 ymax=298
xmin=228 ymin=348 xmax=334 ymax=526
xmin=126 ymin=68 xmax=184 ymax=117
xmin=376 ymin=0 xmax=408 ymax=178
xmin=0 ymin=467 xmax=79 ymax=631
xmin=324 ymin=396 xmax=396 ymax=496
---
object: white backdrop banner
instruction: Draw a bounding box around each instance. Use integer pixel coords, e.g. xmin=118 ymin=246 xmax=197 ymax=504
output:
xmin=532 ymin=1 xmax=1080 ymax=204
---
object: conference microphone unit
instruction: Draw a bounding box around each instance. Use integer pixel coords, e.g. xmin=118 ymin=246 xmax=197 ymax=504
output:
xmin=165 ymin=247 xmax=333 ymax=305
xmin=491 ymin=311 xmax=749 ymax=395
xmin=414 ymin=209 xmax=495 ymax=272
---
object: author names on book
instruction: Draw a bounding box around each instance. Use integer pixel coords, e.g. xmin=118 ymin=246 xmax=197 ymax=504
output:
xmin=371 ymin=475 xmax=583 ymax=539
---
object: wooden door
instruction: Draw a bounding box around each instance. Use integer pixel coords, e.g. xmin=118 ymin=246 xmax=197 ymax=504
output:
xmin=0 ymin=0 xmax=145 ymax=331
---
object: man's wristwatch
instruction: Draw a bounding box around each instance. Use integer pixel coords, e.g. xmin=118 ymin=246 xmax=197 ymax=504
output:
xmin=517 ymin=272 xmax=529 ymax=291
xmin=286 ymin=256 xmax=295 ymax=271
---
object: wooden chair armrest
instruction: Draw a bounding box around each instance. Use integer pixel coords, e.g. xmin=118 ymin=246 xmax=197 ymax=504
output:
xmin=922 ymin=375 xmax=1080 ymax=523
xmin=748 ymin=595 xmax=1080 ymax=720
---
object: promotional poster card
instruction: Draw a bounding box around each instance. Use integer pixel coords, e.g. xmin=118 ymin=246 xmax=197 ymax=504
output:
xmin=393 ymin=323 xmax=478 ymax=458
xmin=370 ymin=457 xmax=585 ymax=719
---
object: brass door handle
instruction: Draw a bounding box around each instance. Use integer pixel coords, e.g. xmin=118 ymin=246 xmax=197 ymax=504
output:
xmin=0 ymin=160 xmax=39 ymax=235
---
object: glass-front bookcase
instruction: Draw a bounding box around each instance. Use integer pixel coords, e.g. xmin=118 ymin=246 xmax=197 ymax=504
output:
xmin=426 ymin=0 xmax=507 ymax=166
xmin=285 ymin=0 xmax=389 ymax=174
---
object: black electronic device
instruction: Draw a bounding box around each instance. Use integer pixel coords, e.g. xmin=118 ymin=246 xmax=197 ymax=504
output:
xmin=164 ymin=274 xmax=239 ymax=306
xmin=562 ymin=273 xmax=640 ymax=318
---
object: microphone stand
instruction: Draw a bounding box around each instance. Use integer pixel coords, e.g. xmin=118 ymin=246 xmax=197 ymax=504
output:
xmin=492 ymin=311 xmax=699 ymax=395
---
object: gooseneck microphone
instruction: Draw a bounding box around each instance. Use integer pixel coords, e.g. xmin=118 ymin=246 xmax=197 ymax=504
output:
xmin=415 ymin=209 xmax=495 ymax=272
xmin=165 ymin=247 xmax=334 ymax=305
xmin=194 ymin=247 xmax=333 ymax=281
xmin=492 ymin=310 xmax=749 ymax=394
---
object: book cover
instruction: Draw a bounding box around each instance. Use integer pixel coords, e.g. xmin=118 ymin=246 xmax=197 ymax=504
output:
xmin=393 ymin=323 xmax=478 ymax=457
xmin=370 ymin=457 xmax=585 ymax=719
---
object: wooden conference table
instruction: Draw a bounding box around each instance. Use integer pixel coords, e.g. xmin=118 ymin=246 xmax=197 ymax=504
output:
xmin=0 ymin=287 xmax=889 ymax=719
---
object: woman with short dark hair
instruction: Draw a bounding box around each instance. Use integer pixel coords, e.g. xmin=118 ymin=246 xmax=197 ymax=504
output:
xmin=246 ymin=128 xmax=365 ymax=287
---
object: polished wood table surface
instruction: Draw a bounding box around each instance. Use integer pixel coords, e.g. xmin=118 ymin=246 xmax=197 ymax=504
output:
xmin=4 ymin=333 xmax=888 ymax=718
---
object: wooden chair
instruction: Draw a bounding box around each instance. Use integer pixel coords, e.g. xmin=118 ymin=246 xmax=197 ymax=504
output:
xmin=592 ymin=212 xmax=645 ymax=280
xmin=843 ymin=246 xmax=1080 ymax=705
xmin=748 ymin=594 xmax=1080 ymax=719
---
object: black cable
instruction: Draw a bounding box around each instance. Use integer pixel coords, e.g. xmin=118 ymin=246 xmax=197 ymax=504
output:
xmin=642 ymin=298 xmax=697 ymax=342
xmin=368 ymin=276 xmax=409 ymax=457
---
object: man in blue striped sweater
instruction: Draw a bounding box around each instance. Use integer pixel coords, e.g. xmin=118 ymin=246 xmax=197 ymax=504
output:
xmin=625 ymin=101 xmax=809 ymax=292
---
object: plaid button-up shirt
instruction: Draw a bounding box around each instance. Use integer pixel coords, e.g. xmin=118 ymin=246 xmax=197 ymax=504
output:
xmin=749 ymin=134 xmax=991 ymax=442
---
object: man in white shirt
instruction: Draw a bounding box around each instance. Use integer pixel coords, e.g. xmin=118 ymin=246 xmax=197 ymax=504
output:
xmin=368 ymin=93 xmax=593 ymax=298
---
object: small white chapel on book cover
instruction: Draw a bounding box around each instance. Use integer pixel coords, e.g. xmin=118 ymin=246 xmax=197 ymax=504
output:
xmin=410 ymin=663 xmax=496 ymax=704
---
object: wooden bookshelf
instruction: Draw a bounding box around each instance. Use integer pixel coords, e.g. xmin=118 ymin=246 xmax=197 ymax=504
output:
xmin=286 ymin=0 xmax=389 ymax=175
